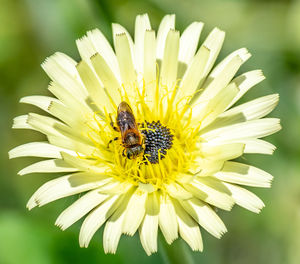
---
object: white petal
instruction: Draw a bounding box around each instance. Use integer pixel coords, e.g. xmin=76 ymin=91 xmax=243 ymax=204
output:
xmin=27 ymin=172 xmax=110 ymax=209
xmin=221 ymin=94 xmax=279 ymax=121
xmin=158 ymin=194 xmax=178 ymax=244
xmin=27 ymin=113 xmax=66 ymax=137
xmin=55 ymin=189 xmax=109 ymax=230
xmin=20 ymin=96 xmax=60 ymax=113
xmin=8 ymin=142 xmax=74 ymax=159
xmin=122 ymin=188 xmax=147 ymax=236
xmin=242 ymin=139 xmax=276 ymax=155
xmin=207 ymin=48 xmax=251 ymax=81
xmin=176 ymin=45 xmax=210 ymax=105
xmin=173 ymin=200 xmax=203 ymax=251
xmin=48 ymin=82 xmax=93 ymax=115
xmin=76 ymin=29 xmax=120 ymax=80
xmin=199 ymin=142 xmax=245 ymax=161
xmin=18 ymin=159 xmax=78 ymax=176
xmin=199 ymin=94 xmax=279 ymax=134
xmin=41 ymin=52 xmax=87 ymax=99
xmin=201 ymin=118 xmax=281 ymax=142
xmin=196 ymin=53 xmax=245 ymax=105
xmin=227 ymin=70 xmax=266 ymax=108
xmin=134 ymin=14 xmax=151 ymax=74
xmin=60 ymin=152 xmax=108 ymax=173
xmin=179 ymin=21 xmax=204 ymax=65
xmin=12 ymin=115 xmax=32 ymax=129
xmin=143 ymin=30 xmax=157 ymax=109
xmin=90 ymin=53 xmax=122 ymax=105
xmin=196 ymin=82 xmax=239 ymax=129
xmin=114 ymin=32 xmax=136 ymax=98
xmin=201 ymin=27 xmax=225 ymax=77
xmin=223 ymin=183 xmax=265 ymax=213
xmin=180 ymin=198 xmax=227 ymax=238
xmin=156 ymin=14 xmax=175 ymax=60
xmin=185 ymin=177 xmax=235 ymax=211
xmin=214 ymin=161 xmax=273 ymax=187
xmin=79 ymin=194 xmax=123 ymax=247
xmin=76 ymin=60 xmax=113 ymax=113
xmin=164 ymin=182 xmax=192 ymax=200
xmin=103 ymin=189 xmax=133 ymax=254
xmin=139 ymin=192 xmax=159 ymax=256
xmin=160 ymin=30 xmax=180 ymax=92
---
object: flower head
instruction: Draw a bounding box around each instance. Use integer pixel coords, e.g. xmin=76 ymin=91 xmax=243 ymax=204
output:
xmin=10 ymin=14 xmax=281 ymax=255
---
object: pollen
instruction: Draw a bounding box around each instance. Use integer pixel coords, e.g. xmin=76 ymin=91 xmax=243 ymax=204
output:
xmin=141 ymin=121 xmax=174 ymax=164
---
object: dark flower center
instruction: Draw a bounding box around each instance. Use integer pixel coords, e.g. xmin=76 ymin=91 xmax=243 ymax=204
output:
xmin=141 ymin=121 xmax=174 ymax=164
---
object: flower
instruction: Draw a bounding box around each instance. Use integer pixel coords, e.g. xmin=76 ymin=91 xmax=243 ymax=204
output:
xmin=9 ymin=14 xmax=281 ymax=255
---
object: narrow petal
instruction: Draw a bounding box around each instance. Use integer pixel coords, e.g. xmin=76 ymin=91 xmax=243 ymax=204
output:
xmin=76 ymin=29 xmax=120 ymax=80
xmin=27 ymin=172 xmax=110 ymax=209
xmin=199 ymin=94 xmax=279 ymax=134
xmin=178 ymin=22 xmax=204 ymax=65
xmin=90 ymin=53 xmax=122 ymax=105
xmin=18 ymin=159 xmax=78 ymax=176
xmin=199 ymin=142 xmax=245 ymax=161
xmin=9 ymin=142 xmax=74 ymax=159
xmin=134 ymin=14 xmax=151 ymax=74
xmin=180 ymin=198 xmax=227 ymax=238
xmin=139 ymin=192 xmax=159 ymax=256
xmin=122 ymin=188 xmax=147 ymax=236
xmin=242 ymin=139 xmax=276 ymax=155
xmin=223 ymin=183 xmax=265 ymax=213
xmin=158 ymin=194 xmax=178 ymax=244
xmin=114 ymin=32 xmax=136 ymax=98
xmin=160 ymin=30 xmax=180 ymax=93
xmin=176 ymin=45 xmax=210 ymax=105
xmin=143 ymin=30 xmax=157 ymax=109
xmin=20 ymin=96 xmax=60 ymax=114
xmin=173 ymin=200 xmax=203 ymax=251
xmin=185 ymin=177 xmax=235 ymax=211
xmin=76 ymin=60 xmax=113 ymax=113
xmin=12 ymin=115 xmax=32 ymax=130
xmin=196 ymin=82 xmax=239 ymax=129
xmin=200 ymin=27 xmax=225 ymax=77
xmin=156 ymin=14 xmax=175 ymax=60
xmin=79 ymin=194 xmax=123 ymax=247
xmin=103 ymin=189 xmax=133 ymax=254
xmin=221 ymin=94 xmax=279 ymax=121
xmin=227 ymin=70 xmax=266 ymax=108
xmin=55 ymin=189 xmax=109 ymax=230
xmin=195 ymin=52 xmax=246 ymax=106
xmin=201 ymin=118 xmax=281 ymax=142
xmin=41 ymin=52 xmax=87 ymax=99
xmin=165 ymin=182 xmax=192 ymax=200
xmin=214 ymin=161 xmax=273 ymax=187
xmin=48 ymin=82 xmax=93 ymax=116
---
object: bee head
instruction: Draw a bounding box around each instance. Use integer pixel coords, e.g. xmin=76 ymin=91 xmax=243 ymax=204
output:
xmin=126 ymin=145 xmax=144 ymax=159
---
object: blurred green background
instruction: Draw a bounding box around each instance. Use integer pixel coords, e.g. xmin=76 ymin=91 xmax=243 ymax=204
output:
xmin=1 ymin=0 xmax=299 ymax=263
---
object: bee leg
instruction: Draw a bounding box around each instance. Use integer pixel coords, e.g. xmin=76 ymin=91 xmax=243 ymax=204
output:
xmin=109 ymin=113 xmax=119 ymax=132
xmin=122 ymin=149 xmax=126 ymax=157
xmin=107 ymin=137 xmax=119 ymax=148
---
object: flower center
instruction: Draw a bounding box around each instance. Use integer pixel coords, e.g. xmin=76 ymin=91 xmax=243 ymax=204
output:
xmin=141 ymin=121 xmax=174 ymax=164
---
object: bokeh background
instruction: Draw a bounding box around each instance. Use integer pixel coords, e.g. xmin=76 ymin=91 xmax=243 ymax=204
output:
xmin=1 ymin=0 xmax=299 ymax=263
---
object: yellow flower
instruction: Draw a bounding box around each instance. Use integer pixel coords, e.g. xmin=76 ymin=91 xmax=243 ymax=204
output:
xmin=9 ymin=14 xmax=281 ymax=255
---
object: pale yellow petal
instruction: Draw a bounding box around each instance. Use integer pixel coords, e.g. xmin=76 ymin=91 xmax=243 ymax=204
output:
xmin=56 ymin=189 xmax=109 ymax=230
xmin=139 ymin=192 xmax=159 ymax=256
xmin=158 ymin=194 xmax=178 ymax=244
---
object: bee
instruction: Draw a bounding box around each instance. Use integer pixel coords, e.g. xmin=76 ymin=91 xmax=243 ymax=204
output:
xmin=109 ymin=102 xmax=144 ymax=159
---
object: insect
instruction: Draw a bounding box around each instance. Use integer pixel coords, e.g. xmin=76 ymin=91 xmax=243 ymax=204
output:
xmin=109 ymin=102 xmax=144 ymax=159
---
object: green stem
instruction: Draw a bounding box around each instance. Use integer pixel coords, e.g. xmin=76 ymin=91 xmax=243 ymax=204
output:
xmin=159 ymin=235 xmax=195 ymax=264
